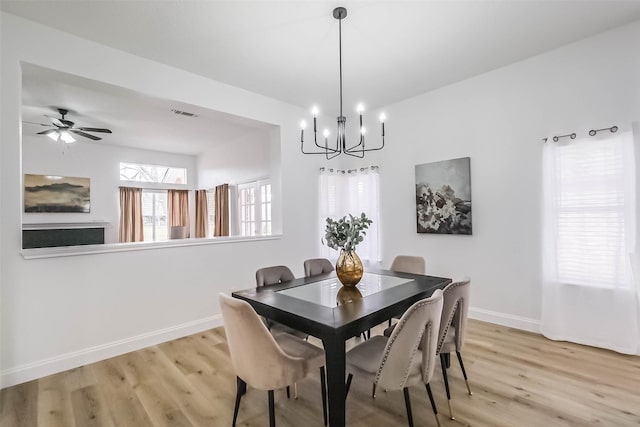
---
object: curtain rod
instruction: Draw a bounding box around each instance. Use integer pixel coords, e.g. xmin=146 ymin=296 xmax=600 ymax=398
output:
xmin=542 ymin=125 xmax=618 ymax=142
xmin=319 ymin=165 xmax=379 ymax=174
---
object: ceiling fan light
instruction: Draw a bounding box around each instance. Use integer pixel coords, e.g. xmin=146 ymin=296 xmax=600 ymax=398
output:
xmin=60 ymin=131 xmax=75 ymax=143
xmin=47 ymin=131 xmax=60 ymax=141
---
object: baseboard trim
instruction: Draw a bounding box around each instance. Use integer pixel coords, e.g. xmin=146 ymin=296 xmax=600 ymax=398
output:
xmin=469 ymin=307 xmax=540 ymax=333
xmin=1 ymin=314 xmax=223 ymax=389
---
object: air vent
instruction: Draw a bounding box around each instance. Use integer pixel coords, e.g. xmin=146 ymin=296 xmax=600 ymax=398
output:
xmin=171 ymin=109 xmax=198 ymax=118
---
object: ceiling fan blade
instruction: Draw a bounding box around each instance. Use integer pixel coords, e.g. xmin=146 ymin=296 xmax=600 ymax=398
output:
xmin=70 ymin=129 xmax=102 ymax=141
xmin=60 ymin=119 xmax=75 ymax=127
xmin=77 ymin=127 xmax=112 ymax=133
xmin=44 ymin=115 xmax=65 ymax=127
xmin=37 ymin=129 xmax=59 ymax=135
xmin=23 ymin=121 xmax=53 ymax=127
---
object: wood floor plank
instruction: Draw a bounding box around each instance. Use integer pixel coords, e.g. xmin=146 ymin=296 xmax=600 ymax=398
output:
xmin=70 ymin=385 xmax=114 ymax=427
xmin=2 ymin=319 xmax=639 ymax=427
xmin=91 ymin=358 xmax=155 ymax=427
xmin=37 ymin=375 xmax=75 ymax=427
xmin=115 ymin=351 xmax=192 ymax=427
xmin=137 ymin=346 xmax=221 ymax=425
xmin=0 ymin=380 xmax=38 ymax=427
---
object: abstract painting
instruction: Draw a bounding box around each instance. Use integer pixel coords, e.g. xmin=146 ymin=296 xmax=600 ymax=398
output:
xmin=415 ymin=157 xmax=472 ymax=234
xmin=24 ymin=174 xmax=90 ymax=213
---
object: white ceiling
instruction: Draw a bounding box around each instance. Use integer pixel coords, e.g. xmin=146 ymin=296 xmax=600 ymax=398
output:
xmin=8 ymin=1 xmax=640 ymax=154
xmin=4 ymin=0 xmax=640 ymax=118
xmin=21 ymin=64 xmax=274 ymax=155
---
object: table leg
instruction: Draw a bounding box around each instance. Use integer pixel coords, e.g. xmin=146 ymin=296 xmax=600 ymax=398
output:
xmin=322 ymin=335 xmax=346 ymax=427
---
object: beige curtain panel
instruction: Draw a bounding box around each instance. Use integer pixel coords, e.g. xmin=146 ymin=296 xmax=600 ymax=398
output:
xmin=214 ymin=183 xmax=229 ymax=237
xmin=119 ymin=187 xmax=143 ymax=243
xmin=195 ymin=189 xmax=208 ymax=238
xmin=168 ymin=189 xmax=191 ymax=238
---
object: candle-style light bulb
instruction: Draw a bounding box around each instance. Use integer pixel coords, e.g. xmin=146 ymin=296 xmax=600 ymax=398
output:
xmin=300 ymin=120 xmax=307 ymax=129
xmin=311 ymin=106 xmax=319 ymax=117
xmin=323 ymin=129 xmax=330 ymax=138
xmin=379 ymin=113 xmax=386 ymax=123
xmin=356 ymin=103 xmax=364 ymax=114
xmin=360 ymin=126 xmax=367 ymax=135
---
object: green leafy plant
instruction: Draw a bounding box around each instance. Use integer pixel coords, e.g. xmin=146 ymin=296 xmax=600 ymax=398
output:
xmin=323 ymin=213 xmax=372 ymax=252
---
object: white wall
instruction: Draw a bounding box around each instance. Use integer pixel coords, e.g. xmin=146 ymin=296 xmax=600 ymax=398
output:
xmin=22 ymin=136 xmax=197 ymax=243
xmin=1 ymin=12 xmax=326 ymax=387
xmin=343 ymin=20 xmax=640 ymax=329
xmin=197 ymin=129 xmax=273 ymax=189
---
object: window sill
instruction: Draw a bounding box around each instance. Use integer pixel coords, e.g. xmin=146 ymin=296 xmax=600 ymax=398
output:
xmin=21 ymin=234 xmax=282 ymax=260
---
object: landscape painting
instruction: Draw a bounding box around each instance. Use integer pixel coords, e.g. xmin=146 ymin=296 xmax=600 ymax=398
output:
xmin=24 ymin=174 xmax=90 ymax=213
xmin=415 ymin=157 xmax=472 ymax=234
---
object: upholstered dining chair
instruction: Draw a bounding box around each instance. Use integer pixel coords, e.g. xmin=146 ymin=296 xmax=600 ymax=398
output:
xmin=345 ymin=290 xmax=444 ymax=427
xmin=436 ymin=279 xmax=472 ymax=420
xmin=219 ymin=294 xmax=328 ymax=427
xmin=304 ymin=258 xmax=334 ymax=277
xmin=255 ymin=265 xmax=309 ymax=341
xmin=169 ymin=225 xmax=188 ymax=239
xmin=381 ymin=279 xmax=472 ymax=420
xmin=387 ymin=255 xmax=427 ymax=328
xmin=390 ymin=255 xmax=426 ymax=276
xmin=256 ymin=265 xmax=296 ymax=286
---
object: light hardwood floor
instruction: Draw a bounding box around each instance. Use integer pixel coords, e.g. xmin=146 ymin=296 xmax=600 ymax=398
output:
xmin=2 ymin=320 xmax=640 ymax=427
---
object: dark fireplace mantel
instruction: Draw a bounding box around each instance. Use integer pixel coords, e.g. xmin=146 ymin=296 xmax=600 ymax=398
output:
xmin=22 ymin=222 xmax=108 ymax=249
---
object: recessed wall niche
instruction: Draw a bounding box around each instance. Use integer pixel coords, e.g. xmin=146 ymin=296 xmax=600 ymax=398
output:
xmin=21 ymin=63 xmax=282 ymax=248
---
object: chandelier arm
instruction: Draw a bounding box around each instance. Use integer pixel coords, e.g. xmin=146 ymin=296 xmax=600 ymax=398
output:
xmin=344 ymin=133 xmax=385 ymax=154
xmin=301 ymin=141 xmax=340 ymax=155
xmin=301 ymin=128 xmax=340 ymax=155
xmin=326 ymin=148 xmax=342 ymax=160
xmin=314 ymin=129 xmax=340 ymax=153
xmin=344 ymin=149 xmax=365 ymax=158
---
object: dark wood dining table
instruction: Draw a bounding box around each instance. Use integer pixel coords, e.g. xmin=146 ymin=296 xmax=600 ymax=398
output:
xmin=232 ymin=268 xmax=451 ymax=427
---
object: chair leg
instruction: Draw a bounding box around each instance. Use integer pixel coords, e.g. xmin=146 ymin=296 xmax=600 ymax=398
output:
xmin=456 ymin=351 xmax=473 ymax=395
xmin=345 ymin=373 xmax=353 ymax=399
xmin=320 ymin=367 xmax=328 ymax=426
xmin=367 ymin=329 xmax=371 ymax=339
xmin=268 ymin=390 xmax=276 ymax=427
xmin=233 ymin=377 xmax=246 ymax=427
xmin=286 ymin=386 xmax=290 ymax=399
xmin=388 ymin=318 xmax=392 ymax=327
xmin=425 ymin=383 xmax=441 ymax=427
xmin=403 ymin=387 xmax=414 ymax=427
xmin=294 ymin=382 xmax=298 ymax=399
xmin=440 ymin=353 xmax=454 ymax=420
xmin=443 ymin=352 xmax=451 ymax=368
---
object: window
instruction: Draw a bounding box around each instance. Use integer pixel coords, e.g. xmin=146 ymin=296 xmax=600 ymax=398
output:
xmin=142 ymin=190 xmax=168 ymax=241
xmin=206 ymin=190 xmax=216 ymax=237
xmin=545 ymin=132 xmax=635 ymax=288
xmin=238 ymin=180 xmax=272 ymax=236
xmin=120 ymin=162 xmax=187 ymax=184
xmin=319 ymin=168 xmax=380 ymax=262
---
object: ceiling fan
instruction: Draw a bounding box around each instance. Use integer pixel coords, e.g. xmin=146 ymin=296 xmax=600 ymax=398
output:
xmin=28 ymin=108 xmax=112 ymax=143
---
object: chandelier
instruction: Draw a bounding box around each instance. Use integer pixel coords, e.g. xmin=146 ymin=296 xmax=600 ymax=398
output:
xmin=300 ymin=7 xmax=386 ymax=159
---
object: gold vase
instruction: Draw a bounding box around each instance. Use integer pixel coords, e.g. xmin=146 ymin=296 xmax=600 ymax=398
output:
xmin=336 ymin=249 xmax=363 ymax=287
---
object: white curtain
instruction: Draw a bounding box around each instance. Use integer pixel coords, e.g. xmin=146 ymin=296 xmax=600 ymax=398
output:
xmin=541 ymin=129 xmax=639 ymax=354
xmin=319 ymin=167 xmax=380 ymax=264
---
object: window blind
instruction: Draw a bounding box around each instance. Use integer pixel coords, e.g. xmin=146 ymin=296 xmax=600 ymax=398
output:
xmin=554 ymin=134 xmax=632 ymax=288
